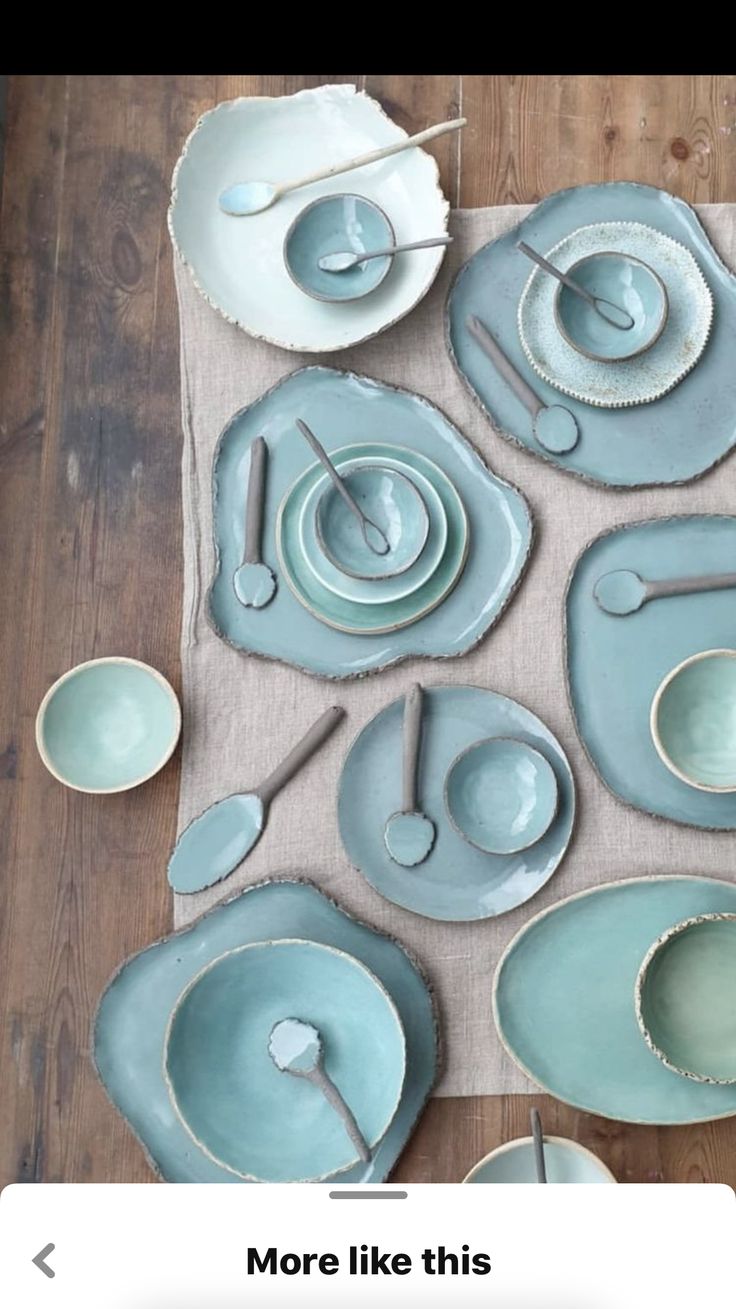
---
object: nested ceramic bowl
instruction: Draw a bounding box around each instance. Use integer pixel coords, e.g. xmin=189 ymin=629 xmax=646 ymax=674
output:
xmin=444 ymin=736 xmax=559 ymax=855
xmin=463 ymin=1135 xmax=616 ymax=1183
xmin=284 ymin=194 xmax=395 ymax=303
xmin=315 ymin=464 xmax=430 ymax=581
xmin=164 ymin=939 xmax=406 ymax=1183
xmin=35 ymin=656 xmax=181 ymax=794
xmin=650 ymin=649 xmax=736 ymax=792
xmin=554 ymin=251 xmax=668 ymax=362
xmin=636 ymin=913 xmax=736 ymax=1084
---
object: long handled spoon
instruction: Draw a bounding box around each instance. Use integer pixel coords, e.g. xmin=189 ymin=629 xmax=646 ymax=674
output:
xmin=319 ymin=235 xmax=453 ymax=272
xmin=295 ymin=418 xmax=390 ymax=556
xmin=269 ymin=1019 xmax=371 ymax=1163
xmin=530 ymin=1108 xmax=547 ymax=1183
xmin=384 ymin=683 xmax=436 ymax=867
xmin=219 ymin=117 xmax=467 ymax=217
xmin=517 ymin=240 xmax=635 ymax=331
xmin=168 ymin=706 xmax=345 ymax=893
xmin=467 ymin=315 xmax=580 ymax=455
xmin=233 ymin=436 xmax=277 ymax=608
xmin=594 ymin=567 xmax=736 ymax=617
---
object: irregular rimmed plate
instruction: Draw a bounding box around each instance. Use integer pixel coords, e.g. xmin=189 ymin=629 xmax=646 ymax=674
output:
xmin=493 ymin=875 xmax=736 ymax=1124
xmin=208 ymin=367 xmax=533 ymax=679
xmin=169 ymin=84 xmax=449 ymax=352
xmin=338 ymin=684 xmax=575 ymax=921
xmin=446 ymin=182 xmax=736 ymax=486
xmin=518 ymin=222 xmax=712 ymax=408
xmin=93 ymin=878 xmax=439 ymax=1183
xmin=566 ymin=514 xmax=736 ymax=828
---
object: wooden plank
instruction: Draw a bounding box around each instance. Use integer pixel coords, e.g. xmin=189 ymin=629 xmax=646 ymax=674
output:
xmin=363 ymin=75 xmax=462 ymax=206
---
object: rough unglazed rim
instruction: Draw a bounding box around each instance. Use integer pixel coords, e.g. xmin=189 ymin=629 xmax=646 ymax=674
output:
xmin=444 ymin=180 xmax=736 ymax=490
xmin=563 ymin=512 xmax=736 ymax=832
xmin=461 ymin=1133 xmax=617 ymax=1184
xmin=492 ymin=873 xmax=736 ymax=1126
xmin=204 ymin=364 xmax=535 ymax=681
xmin=168 ymin=83 xmax=450 ymax=354
xmin=90 ymin=872 xmax=443 ymax=1184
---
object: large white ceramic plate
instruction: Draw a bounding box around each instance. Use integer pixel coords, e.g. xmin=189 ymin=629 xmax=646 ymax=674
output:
xmin=169 ymin=84 xmax=449 ymax=352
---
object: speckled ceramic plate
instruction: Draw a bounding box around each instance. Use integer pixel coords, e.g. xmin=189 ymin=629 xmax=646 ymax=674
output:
xmin=566 ymin=514 xmax=736 ymax=829
xmin=447 ymin=183 xmax=736 ymax=486
xmin=169 ymin=84 xmax=449 ymax=352
xmin=494 ymin=876 xmax=736 ymax=1124
xmin=93 ymin=879 xmax=439 ymax=1183
xmin=338 ymin=684 xmax=575 ymax=922
xmin=208 ymin=367 xmax=533 ymax=679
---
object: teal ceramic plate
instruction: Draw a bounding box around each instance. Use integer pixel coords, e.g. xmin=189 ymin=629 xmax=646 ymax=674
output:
xmin=93 ymin=879 xmax=439 ymax=1183
xmin=284 ymin=193 xmax=395 ymax=303
xmin=278 ymin=445 xmax=467 ymax=634
xmin=463 ymin=1136 xmax=615 ymax=1183
xmin=208 ymin=367 xmax=532 ymax=676
xmin=566 ymin=514 xmax=736 ymax=828
xmin=494 ymin=876 xmax=736 ymax=1124
xmin=338 ymin=685 xmax=575 ymax=922
xmin=447 ymin=182 xmax=735 ymax=486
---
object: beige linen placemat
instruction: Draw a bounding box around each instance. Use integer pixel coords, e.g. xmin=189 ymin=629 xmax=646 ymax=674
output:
xmin=174 ymin=203 xmax=736 ymax=1098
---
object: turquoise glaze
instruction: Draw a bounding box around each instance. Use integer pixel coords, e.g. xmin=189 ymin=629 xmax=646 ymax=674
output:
xmin=36 ymin=657 xmax=180 ymax=793
xmin=383 ymin=811 xmax=436 ymax=867
xmin=637 ymin=914 xmax=736 ymax=1083
xmin=447 ymin=183 xmax=733 ymax=486
xmin=338 ymin=685 xmax=575 ymax=922
xmin=652 ymin=651 xmax=736 ymax=791
xmin=94 ymin=879 xmax=439 ymax=1183
xmin=464 ymin=1136 xmax=615 ymax=1184
xmin=445 ymin=737 xmax=558 ymax=855
xmin=284 ymin=194 xmax=394 ymax=302
xmin=566 ymin=515 xmax=736 ymax=828
xmin=494 ymin=876 xmax=736 ymax=1123
xmin=593 ymin=569 xmax=648 ymax=615
xmin=168 ymin=793 xmax=264 ymax=893
xmin=315 ymin=465 xmax=429 ymax=579
xmin=555 ymin=252 xmax=668 ymax=362
xmin=165 ymin=940 xmax=405 ymax=1182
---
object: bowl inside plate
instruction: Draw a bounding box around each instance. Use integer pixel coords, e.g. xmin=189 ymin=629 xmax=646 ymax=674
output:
xmin=554 ymin=250 xmax=668 ymax=362
xmin=315 ymin=463 xmax=429 ymax=580
xmin=650 ymin=649 xmax=736 ymax=792
xmin=463 ymin=1135 xmax=615 ymax=1183
xmin=445 ymin=736 xmax=559 ymax=855
xmin=284 ymin=193 xmax=395 ymax=303
xmin=636 ymin=913 xmax=736 ymax=1084
xmin=35 ymin=656 xmax=181 ymax=794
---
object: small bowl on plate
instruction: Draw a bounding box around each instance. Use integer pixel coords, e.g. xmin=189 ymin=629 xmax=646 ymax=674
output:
xmin=463 ymin=1135 xmax=616 ymax=1184
xmin=554 ymin=251 xmax=668 ymax=362
xmin=284 ymin=193 xmax=395 ymax=303
xmin=650 ymin=649 xmax=736 ymax=792
xmin=315 ymin=464 xmax=430 ymax=581
xmin=635 ymin=912 xmax=736 ymax=1084
xmin=445 ymin=737 xmax=558 ymax=855
xmin=35 ymin=656 xmax=181 ymax=794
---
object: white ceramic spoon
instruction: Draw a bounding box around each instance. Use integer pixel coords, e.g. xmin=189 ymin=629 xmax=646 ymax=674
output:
xmin=384 ymin=683 xmax=436 ymax=867
xmin=233 ymin=436 xmax=277 ymax=608
xmin=269 ymin=1018 xmax=370 ymax=1163
xmin=319 ymin=235 xmax=453 ymax=272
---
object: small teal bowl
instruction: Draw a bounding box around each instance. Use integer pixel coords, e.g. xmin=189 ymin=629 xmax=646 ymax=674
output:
xmin=315 ymin=464 xmax=429 ymax=581
xmin=650 ymin=649 xmax=736 ymax=792
xmin=284 ymin=193 xmax=395 ymax=302
xmin=35 ymin=656 xmax=181 ymax=794
xmin=444 ymin=736 xmax=559 ymax=855
xmin=555 ymin=251 xmax=668 ymax=362
xmin=463 ymin=1136 xmax=616 ymax=1183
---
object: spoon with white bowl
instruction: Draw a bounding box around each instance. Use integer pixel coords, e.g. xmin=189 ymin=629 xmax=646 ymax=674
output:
xmin=594 ymin=568 xmax=736 ymax=617
xmin=517 ymin=240 xmax=635 ymax=331
xmin=219 ymin=117 xmax=467 ymax=217
xmin=269 ymin=1018 xmax=371 ymax=1163
xmin=295 ymin=418 xmax=390 ymax=557
xmin=384 ymin=683 xmax=436 ymax=868
xmin=319 ymin=235 xmax=452 ymax=272
xmin=233 ymin=436 xmax=277 ymax=609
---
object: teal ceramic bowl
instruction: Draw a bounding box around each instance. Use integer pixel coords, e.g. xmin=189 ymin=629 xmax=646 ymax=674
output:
xmin=650 ymin=649 xmax=736 ymax=792
xmin=35 ymin=656 xmax=181 ymax=794
xmin=554 ymin=251 xmax=668 ymax=362
xmin=463 ymin=1136 xmax=616 ymax=1183
xmin=315 ymin=464 xmax=429 ymax=581
xmin=164 ymin=939 xmax=406 ymax=1182
xmin=636 ymin=913 xmax=736 ymax=1084
xmin=444 ymin=736 xmax=559 ymax=855
xmin=284 ymin=193 xmax=395 ymax=303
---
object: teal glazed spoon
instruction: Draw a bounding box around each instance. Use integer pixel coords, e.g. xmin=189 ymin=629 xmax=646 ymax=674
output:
xmin=168 ymin=706 xmax=345 ymax=893
xmin=594 ymin=568 xmax=736 ymax=617
xmin=383 ymin=683 xmax=436 ymax=867
xmin=269 ymin=1018 xmax=371 ymax=1163
xmin=233 ymin=436 xmax=277 ymax=609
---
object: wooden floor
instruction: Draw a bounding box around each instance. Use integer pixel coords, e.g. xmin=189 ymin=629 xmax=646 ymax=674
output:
xmin=2 ymin=74 xmax=736 ymax=1188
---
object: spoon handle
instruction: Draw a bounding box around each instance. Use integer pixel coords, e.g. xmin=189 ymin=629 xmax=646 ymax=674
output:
xmin=403 ymin=683 xmax=424 ymax=814
xmin=280 ymin=118 xmax=467 ymax=198
xmin=256 ymin=705 xmax=345 ymax=806
xmin=517 ymin=240 xmax=597 ymax=308
xmin=467 ymin=315 xmax=542 ymax=418
xmin=363 ymin=235 xmax=453 ymax=263
xmin=647 ymin=572 xmax=736 ymax=602
xmin=530 ymin=1108 xmax=547 ymax=1183
xmin=308 ymin=1065 xmax=371 ymax=1164
xmin=244 ymin=436 xmax=267 ymax=565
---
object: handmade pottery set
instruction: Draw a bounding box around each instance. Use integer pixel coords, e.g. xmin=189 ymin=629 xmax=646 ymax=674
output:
xmin=35 ymin=85 xmax=736 ymax=1186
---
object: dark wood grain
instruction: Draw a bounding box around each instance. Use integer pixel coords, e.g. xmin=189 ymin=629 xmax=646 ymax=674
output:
xmin=1 ymin=74 xmax=735 ymax=1189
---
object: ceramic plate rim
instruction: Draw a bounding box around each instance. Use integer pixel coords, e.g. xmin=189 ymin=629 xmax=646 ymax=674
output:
xmin=461 ymin=1134 xmax=617 ymax=1183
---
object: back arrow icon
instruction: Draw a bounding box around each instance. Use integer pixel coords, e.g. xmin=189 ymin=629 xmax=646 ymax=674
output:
xmin=32 ymin=1244 xmax=56 ymax=1278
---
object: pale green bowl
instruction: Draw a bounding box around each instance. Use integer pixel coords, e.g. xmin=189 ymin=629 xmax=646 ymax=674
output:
xmin=650 ymin=649 xmax=736 ymax=792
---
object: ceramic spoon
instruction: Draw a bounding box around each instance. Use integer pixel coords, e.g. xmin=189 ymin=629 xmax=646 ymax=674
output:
xmin=466 ymin=315 xmax=580 ymax=455
xmin=219 ymin=117 xmax=467 ymax=216
xmin=233 ymin=436 xmax=277 ymax=608
xmin=168 ymin=706 xmax=345 ymax=893
xmin=530 ymin=1108 xmax=547 ymax=1183
xmin=517 ymin=240 xmax=635 ymax=331
xmin=594 ymin=568 xmax=736 ymax=617
xmin=269 ymin=1018 xmax=370 ymax=1164
xmin=295 ymin=418 xmax=390 ymax=556
xmin=319 ymin=235 xmax=453 ymax=272
xmin=384 ymin=683 xmax=436 ymax=867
